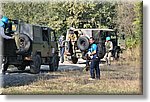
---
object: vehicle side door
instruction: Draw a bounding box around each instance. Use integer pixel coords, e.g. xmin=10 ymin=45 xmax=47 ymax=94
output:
xmin=49 ymin=30 xmax=58 ymax=56
xmin=41 ymin=27 xmax=50 ymax=57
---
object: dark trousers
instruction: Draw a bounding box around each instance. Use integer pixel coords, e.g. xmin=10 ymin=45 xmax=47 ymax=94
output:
xmin=86 ymin=59 xmax=90 ymax=66
xmin=60 ymin=47 xmax=65 ymax=63
xmin=90 ymin=58 xmax=100 ymax=79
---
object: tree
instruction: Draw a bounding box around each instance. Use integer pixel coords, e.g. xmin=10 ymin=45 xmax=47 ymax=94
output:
xmin=2 ymin=1 xmax=142 ymax=48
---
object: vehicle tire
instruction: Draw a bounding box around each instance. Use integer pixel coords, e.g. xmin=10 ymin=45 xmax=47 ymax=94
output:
xmin=17 ymin=34 xmax=31 ymax=54
xmin=17 ymin=65 xmax=26 ymax=70
xmin=77 ymin=36 xmax=89 ymax=51
xmin=71 ymin=56 xmax=78 ymax=64
xmin=2 ymin=57 xmax=9 ymax=73
xmin=30 ymin=54 xmax=41 ymax=74
xmin=49 ymin=55 xmax=59 ymax=71
xmin=65 ymin=41 xmax=70 ymax=52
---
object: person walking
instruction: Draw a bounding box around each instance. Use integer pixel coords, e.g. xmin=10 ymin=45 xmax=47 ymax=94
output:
xmin=103 ymin=36 xmax=113 ymax=66
xmin=58 ymin=35 xmax=65 ymax=63
xmin=87 ymin=37 xmax=100 ymax=80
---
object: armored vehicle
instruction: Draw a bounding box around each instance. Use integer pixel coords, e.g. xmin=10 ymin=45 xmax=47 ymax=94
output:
xmin=65 ymin=28 xmax=124 ymax=64
xmin=3 ymin=20 xmax=59 ymax=74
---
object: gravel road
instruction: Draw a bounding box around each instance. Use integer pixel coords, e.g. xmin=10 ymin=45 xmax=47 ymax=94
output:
xmin=1 ymin=59 xmax=91 ymax=87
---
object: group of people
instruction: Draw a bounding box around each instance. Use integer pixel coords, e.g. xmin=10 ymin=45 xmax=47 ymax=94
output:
xmin=1 ymin=16 xmax=113 ymax=80
xmin=58 ymin=34 xmax=113 ymax=80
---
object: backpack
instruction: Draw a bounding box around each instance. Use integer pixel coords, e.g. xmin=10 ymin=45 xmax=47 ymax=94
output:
xmin=96 ymin=43 xmax=105 ymax=59
xmin=105 ymin=41 xmax=111 ymax=52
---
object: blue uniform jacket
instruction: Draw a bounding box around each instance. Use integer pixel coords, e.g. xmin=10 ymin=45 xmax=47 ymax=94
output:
xmin=88 ymin=43 xmax=97 ymax=59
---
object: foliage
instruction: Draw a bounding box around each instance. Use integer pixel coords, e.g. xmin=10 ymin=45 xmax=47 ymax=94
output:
xmin=115 ymin=1 xmax=143 ymax=48
xmin=1 ymin=1 xmax=143 ymax=48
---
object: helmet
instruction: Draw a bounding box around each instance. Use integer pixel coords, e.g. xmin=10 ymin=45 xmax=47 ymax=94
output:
xmin=1 ymin=16 xmax=9 ymax=24
xmin=0 ymin=20 xmax=4 ymax=27
xmin=106 ymin=37 xmax=110 ymax=41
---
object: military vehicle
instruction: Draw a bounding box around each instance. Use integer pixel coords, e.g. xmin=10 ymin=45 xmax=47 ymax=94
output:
xmin=2 ymin=20 xmax=59 ymax=74
xmin=64 ymin=28 xmax=125 ymax=64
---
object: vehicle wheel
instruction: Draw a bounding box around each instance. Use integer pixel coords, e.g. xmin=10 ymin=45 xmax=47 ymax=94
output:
xmin=2 ymin=57 xmax=9 ymax=73
xmin=65 ymin=41 xmax=70 ymax=52
xmin=49 ymin=55 xmax=59 ymax=71
xmin=17 ymin=65 xmax=26 ymax=70
xmin=71 ymin=56 xmax=78 ymax=64
xmin=77 ymin=36 xmax=89 ymax=51
xmin=30 ymin=54 xmax=41 ymax=74
xmin=17 ymin=34 xmax=31 ymax=54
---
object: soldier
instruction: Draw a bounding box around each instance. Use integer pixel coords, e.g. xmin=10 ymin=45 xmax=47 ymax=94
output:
xmin=104 ymin=36 xmax=113 ymax=65
xmin=0 ymin=16 xmax=21 ymax=54
xmin=0 ymin=16 xmax=15 ymax=74
xmin=87 ymin=37 xmax=100 ymax=80
xmin=0 ymin=16 xmax=14 ymax=39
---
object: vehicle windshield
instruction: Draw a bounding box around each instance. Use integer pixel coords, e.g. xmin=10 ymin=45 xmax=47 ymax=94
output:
xmin=100 ymin=30 xmax=116 ymax=40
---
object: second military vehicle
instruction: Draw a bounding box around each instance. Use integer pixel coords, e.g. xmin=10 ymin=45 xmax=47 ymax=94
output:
xmin=64 ymin=28 xmax=125 ymax=64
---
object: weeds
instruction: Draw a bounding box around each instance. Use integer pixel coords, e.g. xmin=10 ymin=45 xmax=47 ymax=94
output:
xmin=1 ymin=62 xmax=142 ymax=95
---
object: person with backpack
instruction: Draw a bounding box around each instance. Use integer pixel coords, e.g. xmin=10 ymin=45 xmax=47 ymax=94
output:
xmin=87 ymin=37 xmax=100 ymax=80
xmin=104 ymin=36 xmax=113 ymax=66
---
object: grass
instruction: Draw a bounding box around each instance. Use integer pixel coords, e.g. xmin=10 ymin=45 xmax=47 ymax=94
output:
xmin=1 ymin=60 xmax=142 ymax=95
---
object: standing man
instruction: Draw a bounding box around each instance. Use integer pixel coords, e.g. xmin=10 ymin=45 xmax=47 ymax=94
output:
xmin=104 ymin=36 xmax=113 ymax=65
xmin=0 ymin=16 xmax=14 ymax=74
xmin=88 ymin=37 xmax=100 ymax=80
xmin=58 ymin=35 xmax=65 ymax=63
xmin=0 ymin=16 xmax=14 ymax=39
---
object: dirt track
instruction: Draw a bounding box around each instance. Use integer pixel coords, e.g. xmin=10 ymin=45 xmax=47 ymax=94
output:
xmin=1 ymin=59 xmax=89 ymax=87
xmin=1 ymin=59 xmax=140 ymax=89
xmin=0 ymin=59 xmax=142 ymax=95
